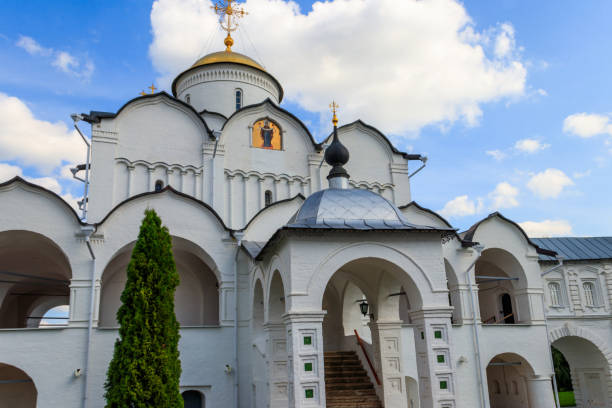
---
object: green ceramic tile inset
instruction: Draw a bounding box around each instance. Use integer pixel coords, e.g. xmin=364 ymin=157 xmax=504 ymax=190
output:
xmin=305 ymin=389 xmax=314 ymax=398
xmin=437 ymin=355 xmax=445 ymax=363
xmin=440 ymin=381 xmax=448 ymax=390
xmin=303 ymin=336 xmax=312 ymax=345
xmin=434 ymin=330 xmax=442 ymax=339
xmin=304 ymin=362 xmax=313 ymax=372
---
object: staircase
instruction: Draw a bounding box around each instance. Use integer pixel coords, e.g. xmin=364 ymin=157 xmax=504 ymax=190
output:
xmin=324 ymin=351 xmax=382 ymax=408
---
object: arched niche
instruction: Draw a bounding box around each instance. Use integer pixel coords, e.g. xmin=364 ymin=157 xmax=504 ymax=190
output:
xmin=267 ymin=270 xmax=285 ymax=323
xmin=0 ymin=230 xmax=71 ymax=329
xmin=444 ymin=259 xmax=462 ymax=324
xmin=476 ymin=248 xmax=530 ymax=324
xmin=0 ymin=362 xmax=37 ymax=407
xmin=98 ymin=236 xmax=219 ymax=327
xmin=181 ymin=389 xmax=205 ymax=408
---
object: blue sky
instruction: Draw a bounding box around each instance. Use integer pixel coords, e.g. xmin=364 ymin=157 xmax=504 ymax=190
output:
xmin=1 ymin=0 xmax=611 ymax=237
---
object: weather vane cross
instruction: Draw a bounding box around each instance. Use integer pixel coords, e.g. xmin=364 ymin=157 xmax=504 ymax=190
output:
xmin=211 ymin=0 xmax=248 ymax=52
xmin=139 ymin=83 xmax=157 ymax=96
xmin=330 ymin=101 xmax=339 ymax=126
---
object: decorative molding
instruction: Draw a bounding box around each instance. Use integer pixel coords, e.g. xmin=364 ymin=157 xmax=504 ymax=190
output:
xmin=224 ymin=168 xmax=309 ymax=184
xmin=177 ymin=65 xmax=279 ymax=98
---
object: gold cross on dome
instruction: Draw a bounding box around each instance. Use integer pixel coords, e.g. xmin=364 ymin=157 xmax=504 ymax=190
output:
xmin=211 ymin=0 xmax=248 ymax=52
xmin=148 ymin=83 xmax=157 ymax=94
xmin=330 ymin=101 xmax=339 ymax=126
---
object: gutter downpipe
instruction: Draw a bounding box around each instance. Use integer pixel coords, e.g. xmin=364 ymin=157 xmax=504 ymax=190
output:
xmin=233 ymin=231 xmax=244 ymax=408
xmin=466 ymin=244 xmax=487 ymax=408
xmin=71 ymin=114 xmax=91 ymax=221
xmin=541 ymin=256 xmax=565 ymax=408
xmin=82 ymin=225 xmax=97 ymax=408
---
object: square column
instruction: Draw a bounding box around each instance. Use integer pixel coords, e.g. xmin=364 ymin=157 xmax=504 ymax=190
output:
xmin=264 ymin=322 xmax=289 ymax=407
xmin=410 ymin=309 xmax=457 ymax=408
xmin=369 ymin=320 xmax=408 ymax=408
xmin=283 ymin=311 xmax=327 ymax=408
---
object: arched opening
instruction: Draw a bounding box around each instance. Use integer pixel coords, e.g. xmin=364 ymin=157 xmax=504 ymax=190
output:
xmin=251 ymin=279 xmax=266 ymax=408
xmin=266 ymin=270 xmax=288 ymax=407
xmin=476 ymin=249 xmax=529 ymax=324
xmin=182 ymin=390 xmax=204 ymax=408
xmin=99 ymin=236 xmax=219 ymax=327
xmin=0 ymin=231 xmax=71 ymax=329
xmin=320 ymin=257 xmax=424 ymax=408
xmin=486 ymin=353 xmax=534 ymax=408
xmin=155 ymin=180 xmax=164 ymax=192
xmin=552 ymin=336 xmax=610 ymax=408
xmin=405 ymin=376 xmax=420 ymax=408
xmin=33 ymin=304 xmax=69 ymax=327
xmin=444 ymin=259 xmax=461 ymax=324
xmin=0 ymin=362 xmax=37 ymax=407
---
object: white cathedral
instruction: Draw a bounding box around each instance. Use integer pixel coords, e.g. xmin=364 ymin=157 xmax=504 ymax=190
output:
xmin=0 ymin=7 xmax=611 ymax=408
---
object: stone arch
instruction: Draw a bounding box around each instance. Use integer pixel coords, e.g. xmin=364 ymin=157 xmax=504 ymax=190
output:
xmin=267 ymin=270 xmax=286 ymax=323
xmin=181 ymin=389 xmax=205 ymax=408
xmin=550 ymin=324 xmax=612 ymax=406
xmin=0 ymin=362 xmax=37 ymax=407
xmin=0 ymin=230 xmax=72 ymax=328
xmin=444 ymin=259 xmax=462 ymax=324
xmin=485 ymin=352 xmax=537 ymax=408
xmin=476 ymin=247 xmax=531 ymax=324
xmin=98 ymin=235 xmax=220 ymax=327
xmin=305 ymin=242 xmax=443 ymax=312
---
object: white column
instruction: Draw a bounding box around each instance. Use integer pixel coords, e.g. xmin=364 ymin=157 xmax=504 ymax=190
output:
xmin=526 ymin=376 xmax=556 ymax=408
xmin=273 ymin=179 xmax=280 ymax=202
xmin=243 ymin=174 xmax=249 ymax=227
xmin=226 ymin=174 xmax=234 ymax=228
xmin=369 ymin=320 xmax=408 ymax=408
xmin=148 ymin=168 xmax=155 ymax=191
xmin=265 ymin=322 xmax=289 ymax=407
xmin=180 ymin=170 xmax=187 ymax=193
xmin=283 ymin=311 xmax=327 ymax=408
xmin=257 ymin=177 xmax=264 ymax=211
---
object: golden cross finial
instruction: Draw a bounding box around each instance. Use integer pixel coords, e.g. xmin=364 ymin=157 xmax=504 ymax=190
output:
xmin=139 ymin=91 xmax=147 ymax=96
xmin=330 ymin=101 xmax=339 ymax=126
xmin=211 ymin=0 xmax=248 ymax=52
xmin=148 ymin=83 xmax=157 ymax=94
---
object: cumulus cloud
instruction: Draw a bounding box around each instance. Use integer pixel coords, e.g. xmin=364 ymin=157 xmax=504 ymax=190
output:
xmin=514 ymin=138 xmax=549 ymax=154
xmin=486 ymin=149 xmax=507 ymax=161
xmin=563 ymin=113 xmax=612 ymax=138
xmin=527 ymin=168 xmax=573 ymax=199
xmin=489 ymin=181 xmax=519 ymax=209
xmin=519 ymin=220 xmax=573 ymax=237
xmin=0 ymin=92 xmax=85 ymax=172
xmin=15 ymin=35 xmax=94 ymax=80
xmin=439 ymin=195 xmax=483 ymax=218
xmin=149 ymin=0 xmax=528 ymax=135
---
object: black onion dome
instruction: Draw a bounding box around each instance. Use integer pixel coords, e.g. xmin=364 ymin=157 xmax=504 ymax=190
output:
xmin=324 ymin=127 xmax=350 ymax=180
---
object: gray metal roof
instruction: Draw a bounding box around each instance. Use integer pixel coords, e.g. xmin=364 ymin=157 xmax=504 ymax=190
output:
xmin=532 ymin=237 xmax=612 ymax=261
xmin=286 ymin=188 xmax=449 ymax=231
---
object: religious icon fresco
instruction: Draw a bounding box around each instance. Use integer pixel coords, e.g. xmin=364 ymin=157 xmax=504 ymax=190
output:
xmin=252 ymin=118 xmax=282 ymax=150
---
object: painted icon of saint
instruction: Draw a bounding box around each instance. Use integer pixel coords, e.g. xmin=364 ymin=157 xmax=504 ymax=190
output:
xmin=260 ymin=120 xmax=274 ymax=148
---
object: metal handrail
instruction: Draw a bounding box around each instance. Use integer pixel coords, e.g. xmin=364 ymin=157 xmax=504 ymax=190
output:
xmin=354 ymin=329 xmax=381 ymax=386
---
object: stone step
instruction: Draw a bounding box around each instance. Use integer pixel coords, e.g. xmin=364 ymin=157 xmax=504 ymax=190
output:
xmin=326 ymin=387 xmax=377 ymax=395
xmin=324 ymin=350 xmax=381 ymax=407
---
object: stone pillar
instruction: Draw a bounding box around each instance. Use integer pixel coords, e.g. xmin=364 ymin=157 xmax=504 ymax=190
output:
xmin=390 ymin=162 xmax=410 ymax=205
xmin=526 ymin=376 xmax=556 ymax=408
xmin=265 ymin=322 xmax=289 ymax=407
xmin=127 ymin=164 xmax=134 ymax=197
xmin=283 ymin=311 xmax=327 ymax=408
xmin=369 ymin=320 xmax=408 ymax=408
xmin=410 ymin=309 xmax=457 ymax=408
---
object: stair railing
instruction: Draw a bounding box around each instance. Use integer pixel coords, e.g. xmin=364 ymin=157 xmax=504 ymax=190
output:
xmin=353 ymin=329 xmax=381 ymax=386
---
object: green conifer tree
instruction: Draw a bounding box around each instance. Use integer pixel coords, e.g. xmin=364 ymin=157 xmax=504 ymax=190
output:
xmin=104 ymin=209 xmax=183 ymax=408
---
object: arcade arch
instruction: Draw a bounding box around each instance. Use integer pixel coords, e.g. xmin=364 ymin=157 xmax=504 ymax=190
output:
xmin=0 ymin=230 xmax=71 ymax=329
xmin=486 ymin=353 xmax=535 ymax=408
xmin=552 ymin=335 xmax=611 ymax=408
xmin=476 ymin=248 xmax=530 ymax=324
xmin=98 ymin=236 xmax=219 ymax=327
xmin=0 ymin=362 xmax=37 ymax=407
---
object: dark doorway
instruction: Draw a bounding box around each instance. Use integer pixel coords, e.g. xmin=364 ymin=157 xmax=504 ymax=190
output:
xmin=501 ymin=293 xmax=515 ymax=324
xmin=182 ymin=390 xmax=203 ymax=408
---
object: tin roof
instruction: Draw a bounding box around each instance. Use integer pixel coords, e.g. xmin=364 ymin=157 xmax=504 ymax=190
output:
xmin=532 ymin=237 xmax=612 ymax=261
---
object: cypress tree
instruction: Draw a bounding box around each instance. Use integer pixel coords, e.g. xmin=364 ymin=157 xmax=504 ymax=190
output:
xmin=104 ymin=209 xmax=183 ymax=408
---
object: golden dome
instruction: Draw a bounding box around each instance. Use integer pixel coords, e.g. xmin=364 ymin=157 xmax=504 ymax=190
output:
xmin=190 ymin=50 xmax=266 ymax=72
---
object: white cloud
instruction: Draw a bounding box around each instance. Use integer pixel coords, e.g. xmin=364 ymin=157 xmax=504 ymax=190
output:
xmin=563 ymin=113 xmax=612 ymax=138
xmin=573 ymin=169 xmax=591 ymax=179
xmin=527 ymin=168 xmax=573 ymax=199
xmin=488 ymin=181 xmax=519 ymax=209
xmin=16 ymin=35 xmax=52 ymax=56
xmin=0 ymin=93 xmax=86 ymax=172
xmin=514 ymin=138 xmax=550 ymax=153
xmin=15 ymin=36 xmax=94 ymax=80
xmin=519 ymin=220 xmax=573 ymax=237
xmin=149 ymin=0 xmax=528 ymax=135
xmin=486 ymin=149 xmax=506 ymax=161
xmin=439 ymin=195 xmax=483 ymax=218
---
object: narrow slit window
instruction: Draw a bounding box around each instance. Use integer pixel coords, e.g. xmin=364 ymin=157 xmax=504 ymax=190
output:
xmin=185 ymin=94 xmax=191 ymax=104
xmin=264 ymin=190 xmax=273 ymax=207
xmin=235 ymin=89 xmax=242 ymax=111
